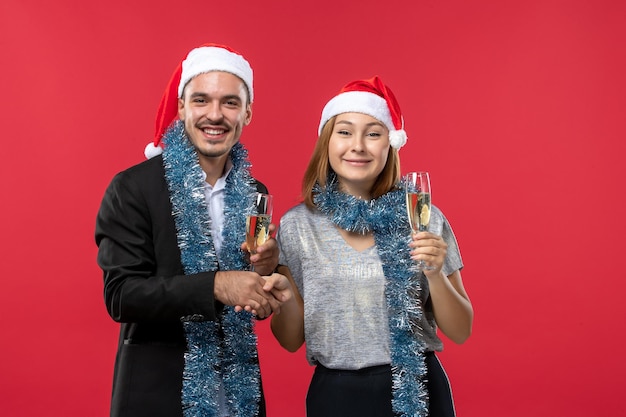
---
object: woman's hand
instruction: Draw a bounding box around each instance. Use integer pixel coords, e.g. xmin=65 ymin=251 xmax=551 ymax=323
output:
xmin=409 ymin=231 xmax=448 ymax=275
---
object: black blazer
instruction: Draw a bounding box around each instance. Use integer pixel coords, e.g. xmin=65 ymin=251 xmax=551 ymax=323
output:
xmin=96 ymin=155 xmax=267 ymax=417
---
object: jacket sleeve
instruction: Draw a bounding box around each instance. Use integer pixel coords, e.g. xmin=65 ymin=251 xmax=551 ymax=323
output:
xmin=254 ymin=180 xmax=268 ymax=195
xmin=95 ymin=168 xmax=219 ymax=324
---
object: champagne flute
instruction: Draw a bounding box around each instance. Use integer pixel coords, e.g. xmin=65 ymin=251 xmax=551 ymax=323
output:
xmin=246 ymin=193 xmax=273 ymax=254
xmin=404 ymin=171 xmax=433 ymax=271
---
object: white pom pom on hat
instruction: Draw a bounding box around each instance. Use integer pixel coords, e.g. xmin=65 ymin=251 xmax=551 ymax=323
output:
xmin=318 ymin=76 xmax=408 ymax=150
xmin=144 ymin=142 xmax=163 ymax=159
xmin=143 ymin=43 xmax=253 ymax=159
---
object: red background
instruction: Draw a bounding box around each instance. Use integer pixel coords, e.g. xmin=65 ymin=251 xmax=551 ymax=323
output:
xmin=1 ymin=0 xmax=625 ymax=415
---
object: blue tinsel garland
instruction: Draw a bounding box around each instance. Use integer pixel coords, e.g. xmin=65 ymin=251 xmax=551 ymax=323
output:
xmin=314 ymin=175 xmax=429 ymax=417
xmin=162 ymin=120 xmax=261 ymax=417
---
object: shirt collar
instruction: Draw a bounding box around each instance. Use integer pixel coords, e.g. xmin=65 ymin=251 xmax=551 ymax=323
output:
xmin=201 ymin=158 xmax=233 ymax=191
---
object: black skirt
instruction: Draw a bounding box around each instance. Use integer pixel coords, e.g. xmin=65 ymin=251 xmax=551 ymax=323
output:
xmin=306 ymin=352 xmax=455 ymax=417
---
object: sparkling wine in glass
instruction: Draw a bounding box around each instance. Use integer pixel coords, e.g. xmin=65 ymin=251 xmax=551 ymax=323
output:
xmin=246 ymin=193 xmax=273 ymax=254
xmin=405 ymin=171 xmax=433 ymax=270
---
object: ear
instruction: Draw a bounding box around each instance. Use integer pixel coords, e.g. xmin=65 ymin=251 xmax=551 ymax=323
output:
xmin=177 ymin=97 xmax=185 ymax=120
xmin=244 ymin=104 xmax=253 ymax=126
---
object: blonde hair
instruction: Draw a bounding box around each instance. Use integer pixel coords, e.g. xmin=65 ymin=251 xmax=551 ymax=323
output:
xmin=302 ymin=115 xmax=401 ymax=208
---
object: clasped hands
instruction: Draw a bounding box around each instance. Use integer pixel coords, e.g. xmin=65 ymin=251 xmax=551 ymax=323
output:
xmin=214 ymin=226 xmax=293 ymax=319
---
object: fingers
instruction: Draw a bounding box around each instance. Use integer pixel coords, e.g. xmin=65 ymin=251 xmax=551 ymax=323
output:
xmin=239 ymin=274 xmax=291 ymax=317
xmin=249 ymin=237 xmax=279 ymax=275
xmin=251 ymin=235 xmax=276 ymax=255
xmin=262 ymin=273 xmax=288 ymax=291
xmin=410 ymin=232 xmax=446 ymax=249
xmin=264 ymin=274 xmax=292 ymax=305
xmin=252 ymin=292 xmax=274 ymax=318
xmin=266 ymin=297 xmax=282 ymax=315
xmin=234 ymin=297 xmax=278 ymax=318
xmin=232 ymin=284 xmax=280 ymax=318
xmin=214 ymin=271 xmax=288 ymax=319
xmin=249 ymin=223 xmax=277 ymax=255
xmin=255 ymin=274 xmax=290 ymax=315
xmin=240 ymin=223 xmax=276 ymax=255
xmin=409 ymin=232 xmax=447 ymax=270
xmin=214 ymin=271 xmax=268 ymax=316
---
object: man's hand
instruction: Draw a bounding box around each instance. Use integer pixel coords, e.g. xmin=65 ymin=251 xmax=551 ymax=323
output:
xmin=241 ymin=224 xmax=279 ymax=276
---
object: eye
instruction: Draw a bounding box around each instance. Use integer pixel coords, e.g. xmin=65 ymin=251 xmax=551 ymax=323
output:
xmin=224 ymin=97 xmax=242 ymax=108
xmin=365 ymin=130 xmax=385 ymax=139
xmin=336 ymin=129 xmax=351 ymax=136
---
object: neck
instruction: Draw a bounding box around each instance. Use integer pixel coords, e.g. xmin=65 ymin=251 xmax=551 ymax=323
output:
xmin=338 ymin=182 xmax=373 ymax=201
xmin=198 ymin=153 xmax=229 ymax=186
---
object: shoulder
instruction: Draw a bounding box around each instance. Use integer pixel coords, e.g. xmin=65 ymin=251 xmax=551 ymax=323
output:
xmin=430 ymin=204 xmax=462 ymax=248
xmin=252 ymin=178 xmax=268 ymax=194
xmin=430 ymin=204 xmax=459 ymax=232
xmin=278 ymin=204 xmax=320 ymax=238
xmin=103 ymin=156 xmax=167 ymax=205
xmin=427 ymin=204 xmax=456 ymax=238
xmin=107 ymin=156 xmax=164 ymax=188
xmin=120 ymin=155 xmax=164 ymax=181
xmin=430 ymin=204 xmax=445 ymax=221
xmin=281 ymin=203 xmax=316 ymax=223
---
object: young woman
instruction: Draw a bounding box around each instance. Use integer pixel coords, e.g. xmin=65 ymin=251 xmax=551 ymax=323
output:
xmin=270 ymin=76 xmax=473 ymax=417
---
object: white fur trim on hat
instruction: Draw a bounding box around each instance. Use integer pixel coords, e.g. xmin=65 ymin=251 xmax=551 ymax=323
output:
xmin=318 ymin=91 xmax=406 ymax=149
xmin=319 ymin=91 xmax=392 ymax=134
xmin=178 ymin=46 xmax=254 ymax=102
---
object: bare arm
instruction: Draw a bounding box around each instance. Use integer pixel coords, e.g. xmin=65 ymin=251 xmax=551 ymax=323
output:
xmin=411 ymin=232 xmax=473 ymax=344
xmin=425 ymin=269 xmax=473 ymax=344
xmin=269 ymin=266 xmax=305 ymax=352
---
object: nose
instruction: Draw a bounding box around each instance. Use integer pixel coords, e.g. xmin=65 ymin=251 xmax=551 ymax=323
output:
xmin=351 ymin=134 xmax=366 ymax=152
xmin=204 ymin=101 xmax=223 ymax=123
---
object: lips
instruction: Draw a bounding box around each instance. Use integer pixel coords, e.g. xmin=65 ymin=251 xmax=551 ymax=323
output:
xmin=198 ymin=122 xmax=232 ymax=139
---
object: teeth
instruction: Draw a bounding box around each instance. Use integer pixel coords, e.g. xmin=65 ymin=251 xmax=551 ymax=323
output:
xmin=203 ymin=128 xmax=225 ymax=135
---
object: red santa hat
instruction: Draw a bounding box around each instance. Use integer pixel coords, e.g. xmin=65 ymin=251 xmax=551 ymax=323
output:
xmin=318 ymin=76 xmax=408 ymax=149
xmin=144 ymin=43 xmax=254 ymax=159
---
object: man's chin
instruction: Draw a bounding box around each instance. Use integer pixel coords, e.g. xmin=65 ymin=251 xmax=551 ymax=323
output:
xmin=195 ymin=144 xmax=232 ymax=159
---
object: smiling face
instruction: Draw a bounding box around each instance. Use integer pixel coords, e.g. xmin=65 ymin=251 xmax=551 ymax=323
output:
xmin=328 ymin=112 xmax=391 ymax=199
xmin=177 ymin=71 xmax=252 ymax=168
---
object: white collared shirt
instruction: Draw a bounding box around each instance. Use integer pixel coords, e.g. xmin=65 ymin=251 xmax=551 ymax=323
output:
xmin=201 ymin=159 xmax=234 ymax=254
xmin=201 ymin=161 xmax=233 ymax=417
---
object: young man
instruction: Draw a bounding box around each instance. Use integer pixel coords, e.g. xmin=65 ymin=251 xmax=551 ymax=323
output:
xmin=95 ymin=44 xmax=292 ymax=417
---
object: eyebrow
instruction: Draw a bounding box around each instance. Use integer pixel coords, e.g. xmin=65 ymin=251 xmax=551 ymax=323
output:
xmin=221 ymin=94 xmax=243 ymax=102
xmin=188 ymin=92 xmax=242 ymax=102
xmin=335 ymin=120 xmax=385 ymax=128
